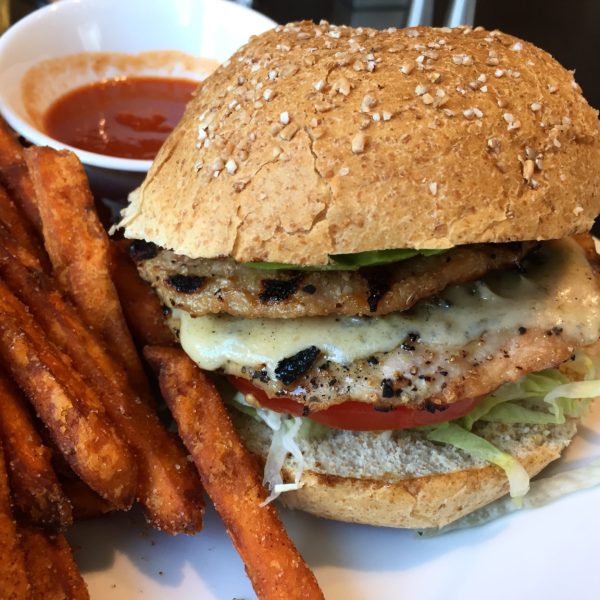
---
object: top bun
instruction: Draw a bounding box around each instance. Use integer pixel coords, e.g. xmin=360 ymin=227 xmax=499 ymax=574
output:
xmin=121 ymin=21 xmax=600 ymax=265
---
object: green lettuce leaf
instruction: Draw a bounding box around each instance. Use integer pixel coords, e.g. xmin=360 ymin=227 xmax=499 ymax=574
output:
xmin=246 ymin=248 xmax=446 ymax=271
xmin=476 ymin=402 xmax=568 ymax=425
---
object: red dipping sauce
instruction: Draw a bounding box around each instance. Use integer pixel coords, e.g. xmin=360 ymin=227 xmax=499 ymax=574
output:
xmin=43 ymin=77 xmax=197 ymax=160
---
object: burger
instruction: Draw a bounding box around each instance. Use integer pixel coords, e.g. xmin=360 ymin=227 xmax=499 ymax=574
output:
xmin=119 ymin=21 xmax=600 ymax=529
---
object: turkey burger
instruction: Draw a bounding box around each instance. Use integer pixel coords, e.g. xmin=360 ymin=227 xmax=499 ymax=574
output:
xmin=120 ymin=22 xmax=600 ymax=528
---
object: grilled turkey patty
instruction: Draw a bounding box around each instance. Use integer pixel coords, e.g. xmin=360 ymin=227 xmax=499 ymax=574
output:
xmin=135 ymin=242 xmax=533 ymax=319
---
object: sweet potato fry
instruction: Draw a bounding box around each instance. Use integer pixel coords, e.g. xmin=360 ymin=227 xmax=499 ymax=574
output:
xmin=111 ymin=240 xmax=174 ymax=347
xmin=0 ymin=228 xmax=138 ymax=406
xmin=0 ymin=280 xmax=137 ymax=510
xmin=20 ymin=526 xmax=89 ymax=600
xmin=0 ymin=117 xmax=41 ymax=232
xmin=0 ymin=184 xmax=47 ymax=270
xmin=49 ymin=454 xmax=114 ymax=520
xmin=0 ymin=241 xmax=204 ymax=533
xmin=60 ymin=479 xmax=114 ymax=521
xmin=0 ymin=441 xmax=31 ymax=599
xmin=25 ymin=146 xmax=154 ymax=404
xmin=0 ymin=219 xmax=39 ymax=273
xmin=0 ymin=368 xmax=72 ymax=530
xmin=146 ymin=346 xmax=324 ymax=600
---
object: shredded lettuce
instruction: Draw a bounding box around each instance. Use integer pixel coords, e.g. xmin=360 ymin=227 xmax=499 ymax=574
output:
xmin=460 ymin=370 xmax=569 ymax=430
xmin=395 ymin=360 xmax=596 ymax=502
xmin=422 ymin=357 xmax=600 ymax=498
xmin=260 ymin=414 xmax=305 ymax=506
xmin=461 ymin=364 xmax=598 ymax=428
xmin=425 ymin=423 xmax=530 ymax=498
xmin=232 ymin=392 xmax=307 ymax=505
xmin=246 ymin=248 xmax=445 ymax=271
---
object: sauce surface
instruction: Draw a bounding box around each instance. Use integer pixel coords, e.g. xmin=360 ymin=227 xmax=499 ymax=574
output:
xmin=43 ymin=77 xmax=197 ymax=159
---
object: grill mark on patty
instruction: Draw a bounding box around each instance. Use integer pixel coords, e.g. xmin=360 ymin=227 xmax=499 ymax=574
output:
xmin=166 ymin=274 xmax=207 ymax=294
xmin=380 ymin=378 xmax=394 ymax=398
xmin=275 ymin=346 xmax=321 ymax=385
xmin=365 ymin=268 xmax=392 ymax=313
xmin=259 ymin=274 xmax=303 ymax=303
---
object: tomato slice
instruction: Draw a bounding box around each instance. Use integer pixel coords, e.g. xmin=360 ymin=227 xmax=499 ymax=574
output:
xmin=229 ymin=377 xmax=481 ymax=431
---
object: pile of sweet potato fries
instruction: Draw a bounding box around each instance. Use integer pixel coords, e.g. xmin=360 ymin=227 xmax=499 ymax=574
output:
xmin=0 ymin=118 xmax=323 ymax=600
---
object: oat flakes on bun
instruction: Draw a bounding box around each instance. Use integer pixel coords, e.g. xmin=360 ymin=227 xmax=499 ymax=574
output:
xmin=120 ymin=21 xmax=600 ymax=528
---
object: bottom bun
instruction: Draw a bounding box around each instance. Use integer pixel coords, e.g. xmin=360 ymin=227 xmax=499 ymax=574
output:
xmin=230 ymin=411 xmax=579 ymax=529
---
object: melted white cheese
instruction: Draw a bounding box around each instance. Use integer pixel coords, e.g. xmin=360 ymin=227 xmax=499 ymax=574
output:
xmin=172 ymin=240 xmax=600 ymax=375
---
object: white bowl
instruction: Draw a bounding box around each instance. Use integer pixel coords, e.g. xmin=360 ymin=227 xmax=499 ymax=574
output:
xmin=0 ymin=0 xmax=275 ymax=196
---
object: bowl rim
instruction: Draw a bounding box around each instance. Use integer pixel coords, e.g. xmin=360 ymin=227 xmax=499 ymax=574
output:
xmin=0 ymin=0 xmax=276 ymax=173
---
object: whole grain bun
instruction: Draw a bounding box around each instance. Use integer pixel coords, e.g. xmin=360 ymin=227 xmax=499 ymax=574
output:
xmin=231 ymin=410 xmax=579 ymax=528
xmin=121 ymin=22 xmax=600 ymax=265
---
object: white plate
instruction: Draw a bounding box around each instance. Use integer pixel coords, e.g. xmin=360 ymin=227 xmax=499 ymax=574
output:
xmin=68 ymin=399 xmax=600 ymax=600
